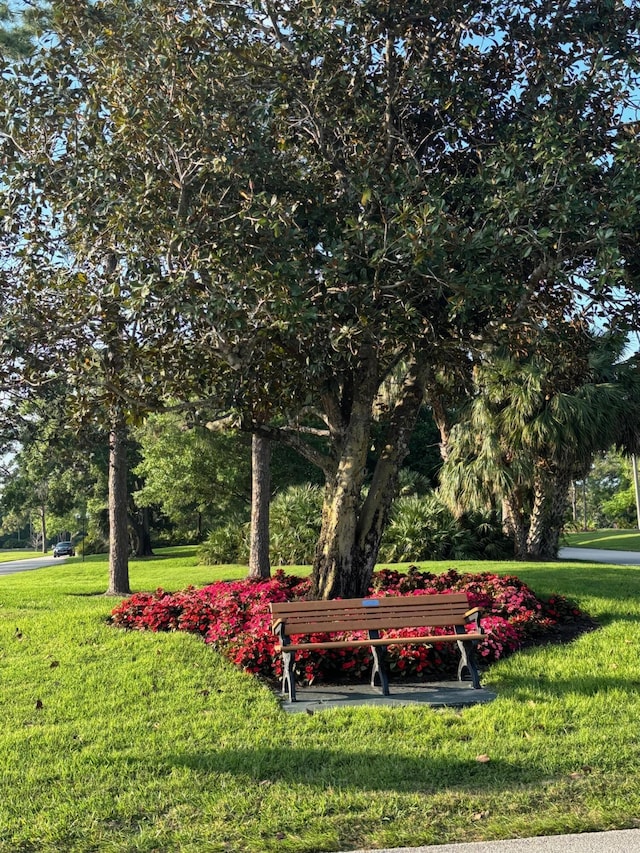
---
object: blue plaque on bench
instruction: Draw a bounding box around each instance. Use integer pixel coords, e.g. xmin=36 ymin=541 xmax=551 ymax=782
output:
xmin=362 ymin=599 xmax=380 ymax=607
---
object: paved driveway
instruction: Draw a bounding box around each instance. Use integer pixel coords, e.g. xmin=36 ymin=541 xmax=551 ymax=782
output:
xmin=558 ymin=547 xmax=640 ymax=565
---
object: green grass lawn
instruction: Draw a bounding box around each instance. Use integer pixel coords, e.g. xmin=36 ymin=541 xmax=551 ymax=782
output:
xmin=2 ymin=549 xmax=640 ymax=853
xmin=563 ymin=528 xmax=640 ymax=551
xmin=0 ymin=549 xmax=41 ymax=562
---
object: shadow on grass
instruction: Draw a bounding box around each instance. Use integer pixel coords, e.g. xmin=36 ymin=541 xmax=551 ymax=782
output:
xmin=164 ymin=672 xmax=640 ymax=794
xmin=594 ymin=612 xmax=640 ymax=628
xmin=69 ymin=591 xmax=113 ymax=597
xmin=167 ymin=747 xmax=539 ymax=793
xmin=131 ymin=546 xmax=200 ymax=561
xmin=130 ymin=553 xmax=186 ymax=562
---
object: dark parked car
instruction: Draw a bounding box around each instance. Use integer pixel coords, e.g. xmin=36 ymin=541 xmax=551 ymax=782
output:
xmin=53 ymin=541 xmax=75 ymax=558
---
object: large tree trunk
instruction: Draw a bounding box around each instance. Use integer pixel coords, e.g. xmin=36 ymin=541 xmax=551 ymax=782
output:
xmin=538 ymin=467 xmax=571 ymax=560
xmin=312 ymin=354 xmax=427 ymax=599
xmin=106 ymin=416 xmax=131 ymax=595
xmin=430 ymin=394 xmax=453 ymax=463
xmin=140 ymin=507 xmax=154 ymax=556
xmin=502 ymin=492 xmax=530 ymax=559
xmin=312 ymin=412 xmax=372 ymax=599
xmin=35 ymin=481 xmax=48 ymax=553
xmin=526 ymin=461 xmax=570 ymax=560
xmin=525 ymin=462 xmax=550 ymax=560
xmin=248 ymin=432 xmax=271 ymax=579
xmin=129 ymin=474 xmax=154 ymax=557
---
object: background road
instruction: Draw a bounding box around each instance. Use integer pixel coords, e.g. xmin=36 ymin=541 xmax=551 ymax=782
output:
xmin=1 ymin=549 xmax=638 ymax=577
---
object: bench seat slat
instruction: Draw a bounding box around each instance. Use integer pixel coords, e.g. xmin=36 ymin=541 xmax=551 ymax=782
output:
xmin=272 ymin=603 xmax=470 ymax=618
xmin=275 ymin=613 xmax=468 ymax=634
xmin=271 ymin=592 xmax=470 ymax=614
xmin=272 ymin=601 xmax=470 ymax=616
xmin=276 ymin=632 xmax=484 ymax=652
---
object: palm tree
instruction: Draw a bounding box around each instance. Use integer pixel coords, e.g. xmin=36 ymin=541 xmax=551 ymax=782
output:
xmin=440 ymin=329 xmax=637 ymax=559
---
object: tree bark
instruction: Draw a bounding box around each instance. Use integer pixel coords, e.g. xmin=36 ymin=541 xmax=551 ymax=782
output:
xmin=106 ymin=415 xmax=131 ymax=595
xmin=39 ymin=502 xmax=46 ymax=554
xmin=430 ymin=393 xmax=453 ymax=463
xmin=312 ymin=354 xmax=427 ymax=599
xmin=130 ymin=505 xmax=154 ymax=557
xmin=525 ymin=461 xmax=550 ymax=560
xmin=537 ymin=466 xmax=571 ymax=560
xmin=312 ymin=459 xmax=370 ymax=600
xmin=311 ymin=350 xmax=379 ymax=599
xmin=248 ymin=432 xmax=271 ymax=579
xmin=502 ymin=492 xmax=529 ymax=559
xmin=525 ymin=461 xmax=570 ymax=560
xmin=140 ymin=506 xmax=154 ymax=556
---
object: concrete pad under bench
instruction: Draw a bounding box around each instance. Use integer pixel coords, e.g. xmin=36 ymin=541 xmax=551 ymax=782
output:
xmin=278 ymin=680 xmax=497 ymax=714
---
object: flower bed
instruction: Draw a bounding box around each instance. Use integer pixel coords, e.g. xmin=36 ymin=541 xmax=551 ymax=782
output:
xmin=110 ymin=567 xmax=592 ymax=685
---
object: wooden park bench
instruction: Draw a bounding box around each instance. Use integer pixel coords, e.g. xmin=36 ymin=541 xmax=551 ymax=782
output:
xmin=270 ymin=592 xmax=484 ymax=702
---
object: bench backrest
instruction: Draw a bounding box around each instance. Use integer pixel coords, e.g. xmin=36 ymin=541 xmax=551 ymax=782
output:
xmin=271 ymin=592 xmax=471 ymax=636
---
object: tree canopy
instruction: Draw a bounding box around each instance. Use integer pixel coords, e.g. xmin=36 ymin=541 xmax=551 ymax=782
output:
xmin=0 ymin=1 xmax=50 ymax=58
xmin=1 ymin=0 xmax=640 ymax=595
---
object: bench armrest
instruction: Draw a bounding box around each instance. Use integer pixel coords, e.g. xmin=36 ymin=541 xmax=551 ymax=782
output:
xmin=464 ymin=607 xmax=482 ymax=631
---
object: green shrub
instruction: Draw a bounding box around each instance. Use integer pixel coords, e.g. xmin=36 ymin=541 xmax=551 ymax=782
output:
xmin=458 ymin=511 xmax=514 ymax=559
xmin=80 ymin=534 xmax=108 ymax=556
xmin=269 ymin=484 xmax=323 ymax=565
xmin=600 ymin=486 xmax=637 ymax=528
xmin=0 ymin=538 xmax=26 ymax=550
xmin=198 ymin=485 xmax=323 ymax=566
xmin=379 ymin=493 xmax=511 ymax=562
xmin=197 ymin=484 xmax=510 ymax=566
xmin=198 ymin=520 xmax=249 ymax=565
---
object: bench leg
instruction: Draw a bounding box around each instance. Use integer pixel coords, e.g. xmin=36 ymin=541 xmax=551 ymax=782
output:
xmin=281 ymin=649 xmax=297 ymax=702
xmin=369 ymin=631 xmax=390 ymax=695
xmin=456 ymin=638 xmax=482 ymax=689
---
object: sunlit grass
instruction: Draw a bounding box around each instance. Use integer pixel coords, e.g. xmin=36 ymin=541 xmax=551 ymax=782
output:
xmin=0 ymin=549 xmax=41 ymax=562
xmin=1 ymin=549 xmax=640 ymax=852
xmin=563 ymin=529 xmax=640 ymax=551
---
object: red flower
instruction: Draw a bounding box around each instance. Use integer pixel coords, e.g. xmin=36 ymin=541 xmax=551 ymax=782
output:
xmin=110 ymin=567 xmax=585 ymax=685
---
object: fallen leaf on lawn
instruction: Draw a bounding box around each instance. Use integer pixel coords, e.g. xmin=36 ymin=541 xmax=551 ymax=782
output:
xmin=476 ymin=754 xmax=491 ymax=763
